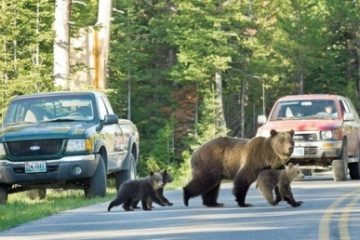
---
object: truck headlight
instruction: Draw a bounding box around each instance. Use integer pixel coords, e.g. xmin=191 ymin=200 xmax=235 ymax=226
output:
xmin=0 ymin=143 xmax=5 ymax=158
xmin=66 ymin=139 xmax=93 ymax=152
xmin=321 ymin=131 xmax=333 ymax=140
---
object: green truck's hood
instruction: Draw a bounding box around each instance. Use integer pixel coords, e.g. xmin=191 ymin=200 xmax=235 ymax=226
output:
xmin=0 ymin=122 xmax=95 ymax=142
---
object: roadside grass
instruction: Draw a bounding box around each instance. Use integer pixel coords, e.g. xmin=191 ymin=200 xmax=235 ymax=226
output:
xmin=0 ymin=188 xmax=116 ymax=232
xmin=0 ymin=178 xmax=183 ymax=232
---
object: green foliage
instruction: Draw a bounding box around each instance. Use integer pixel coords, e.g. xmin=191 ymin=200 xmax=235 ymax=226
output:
xmin=171 ymin=149 xmax=192 ymax=188
xmin=140 ymin=121 xmax=176 ymax=175
xmin=70 ymin=0 xmax=98 ymax=33
xmin=0 ymin=0 xmax=54 ymax=120
xmin=106 ymin=0 xmax=360 ymax=179
xmin=2 ymin=0 xmax=360 ymax=183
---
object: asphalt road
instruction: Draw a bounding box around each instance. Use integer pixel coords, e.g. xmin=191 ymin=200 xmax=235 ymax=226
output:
xmin=1 ymin=174 xmax=360 ymax=240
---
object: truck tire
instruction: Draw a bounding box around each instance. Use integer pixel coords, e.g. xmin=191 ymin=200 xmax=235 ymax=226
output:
xmin=85 ymin=155 xmax=107 ymax=198
xmin=349 ymin=144 xmax=360 ymax=179
xmin=349 ymin=162 xmax=360 ymax=179
xmin=332 ymin=141 xmax=348 ymax=181
xmin=115 ymin=154 xmax=136 ymax=190
xmin=0 ymin=185 xmax=8 ymax=204
xmin=27 ymin=189 xmax=47 ymax=200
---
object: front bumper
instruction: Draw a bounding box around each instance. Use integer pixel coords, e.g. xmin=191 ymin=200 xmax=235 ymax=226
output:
xmin=0 ymin=154 xmax=99 ymax=185
xmin=290 ymin=140 xmax=342 ymax=162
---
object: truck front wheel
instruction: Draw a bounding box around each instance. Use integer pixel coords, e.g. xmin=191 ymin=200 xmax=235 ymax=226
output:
xmin=332 ymin=141 xmax=348 ymax=181
xmin=85 ymin=155 xmax=107 ymax=198
xmin=115 ymin=154 xmax=136 ymax=190
xmin=0 ymin=184 xmax=8 ymax=204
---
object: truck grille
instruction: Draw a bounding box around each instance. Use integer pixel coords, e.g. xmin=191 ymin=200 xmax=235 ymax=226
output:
xmin=6 ymin=139 xmax=64 ymax=159
xmin=304 ymin=146 xmax=318 ymax=155
xmin=294 ymin=133 xmax=318 ymax=141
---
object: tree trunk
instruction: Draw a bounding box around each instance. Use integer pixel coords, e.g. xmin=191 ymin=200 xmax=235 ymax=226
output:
xmin=93 ymin=0 xmax=112 ymax=90
xmin=35 ymin=0 xmax=40 ymax=66
xmin=53 ymin=0 xmax=70 ymax=90
xmin=215 ymin=71 xmax=226 ymax=129
xmin=195 ymin=83 xmax=199 ymax=137
xmin=299 ymin=68 xmax=304 ymax=94
xmin=240 ymin=80 xmax=247 ymax=138
xmin=127 ymin=68 xmax=131 ymax=120
xmin=296 ymin=47 xmax=304 ymax=94
xmin=358 ymin=48 xmax=360 ymax=98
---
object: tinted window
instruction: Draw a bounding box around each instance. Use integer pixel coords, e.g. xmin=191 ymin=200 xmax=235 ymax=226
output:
xmin=97 ymin=96 xmax=108 ymax=120
xmin=4 ymin=95 xmax=95 ymax=126
xmin=270 ymin=100 xmax=338 ymax=120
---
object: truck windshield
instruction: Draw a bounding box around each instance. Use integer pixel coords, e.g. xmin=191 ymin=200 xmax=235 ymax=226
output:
xmin=3 ymin=95 xmax=95 ymax=126
xmin=270 ymin=99 xmax=338 ymax=121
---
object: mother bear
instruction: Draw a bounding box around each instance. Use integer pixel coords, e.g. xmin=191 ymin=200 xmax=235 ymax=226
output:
xmin=183 ymin=129 xmax=294 ymax=207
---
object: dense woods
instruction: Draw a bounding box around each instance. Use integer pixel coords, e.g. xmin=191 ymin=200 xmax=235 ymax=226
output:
xmin=1 ymin=0 xmax=360 ymax=177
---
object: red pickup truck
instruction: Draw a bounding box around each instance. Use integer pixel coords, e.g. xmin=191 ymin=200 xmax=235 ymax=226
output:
xmin=256 ymin=94 xmax=360 ymax=181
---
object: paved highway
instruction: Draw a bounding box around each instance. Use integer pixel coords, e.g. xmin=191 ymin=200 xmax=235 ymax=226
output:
xmin=1 ymin=174 xmax=360 ymax=240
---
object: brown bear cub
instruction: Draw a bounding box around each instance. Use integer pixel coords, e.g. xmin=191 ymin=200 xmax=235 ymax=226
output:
xmin=153 ymin=169 xmax=174 ymax=206
xmin=183 ymin=129 xmax=294 ymax=208
xmin=256 ymin=163 xmax=303 ymax=207
xmin=132 ymin=169 xmax=174 ymax=209
xmin=107 ymin=172 xmax=166 ymax=212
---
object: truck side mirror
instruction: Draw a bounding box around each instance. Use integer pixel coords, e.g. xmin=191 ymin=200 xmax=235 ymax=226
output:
xmin=104 ymin=114 xmax=119 ymax=125
xmin=344 ymin=112 xmax=354 ymax=121
xmin=257 ymin=115 xmax=267 ymax=124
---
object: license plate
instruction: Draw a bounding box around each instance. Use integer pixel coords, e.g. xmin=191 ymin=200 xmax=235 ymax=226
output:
xmin=25 ymin=161 xmax=47 ymax=173
xmin=292 ymin=147 xmax=305 ymax=157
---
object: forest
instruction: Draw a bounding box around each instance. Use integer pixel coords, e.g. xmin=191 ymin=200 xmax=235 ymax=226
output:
xmin=1 ymin=0 xmax=360 ymax=179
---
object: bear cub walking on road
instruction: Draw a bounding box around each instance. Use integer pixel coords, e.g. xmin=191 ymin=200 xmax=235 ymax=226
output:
xmin=107 ymin=172 xmax=166 ymax=212
xmin=155 ymin=169 xmax=174 ymax=206
xmin=132 ymin=169 xmax=174 ymax=209
xmin=256 ymin=163 xmax=303 ymax=207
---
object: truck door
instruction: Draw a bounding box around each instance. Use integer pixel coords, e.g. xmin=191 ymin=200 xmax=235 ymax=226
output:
xmin=96 ymin=95 xmax=125 ymax=172
xmin=341 ymin=99 xmax=360 ymax=156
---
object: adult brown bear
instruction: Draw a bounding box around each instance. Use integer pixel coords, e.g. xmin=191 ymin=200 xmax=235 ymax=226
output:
xmin=183 ymin=129 xmax=294 ymax=207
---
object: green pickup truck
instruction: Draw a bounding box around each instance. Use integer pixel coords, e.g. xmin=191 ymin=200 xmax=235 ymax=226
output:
xmin=0 ymin=91 xmax=139 ymax=204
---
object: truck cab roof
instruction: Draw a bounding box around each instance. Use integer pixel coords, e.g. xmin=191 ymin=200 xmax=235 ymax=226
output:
xmin=11 ymin=91 xmax=106 ymax=101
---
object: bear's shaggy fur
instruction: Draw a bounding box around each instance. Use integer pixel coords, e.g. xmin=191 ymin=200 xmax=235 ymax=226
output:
xmin=155 ymin=169 xmax=174 ymax=206
xmin=256 ymin=163 xmax=303 ymax=207
xmin=183 ymin=129 xmax=294 ymax=207
xmin=107 ymin=172 xmax=166 ymax=211
xmin=132 ymin=169 xmax=174 ymax=208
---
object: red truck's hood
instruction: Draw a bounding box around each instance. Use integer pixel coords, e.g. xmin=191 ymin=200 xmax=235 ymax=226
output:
xmin=257 ymin=119 xmax=342 ymax=136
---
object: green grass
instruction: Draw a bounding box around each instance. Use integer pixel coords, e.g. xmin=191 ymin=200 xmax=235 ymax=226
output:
xmin=0 ymin=189 xmax=116 ymax=232
xmin=0 ymin=179 xmax=183 ymax=232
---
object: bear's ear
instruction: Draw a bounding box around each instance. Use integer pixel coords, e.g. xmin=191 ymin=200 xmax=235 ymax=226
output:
xmin=270 ymin=129 xmax=278 ymax=137
xmin=149 ymin=171 xmax=154 ymax=176
xmin=287 ymin=162 xmax=294 ymax=168
xmin=288 ymin=129 xmax=295 ymax=136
